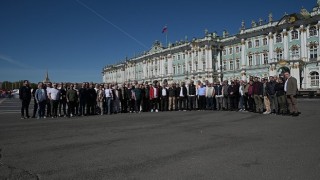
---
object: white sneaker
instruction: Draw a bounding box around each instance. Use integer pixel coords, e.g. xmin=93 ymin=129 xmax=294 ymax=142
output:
xmin=155 ymin=109 xmax=158 ymax=112
xmin=263 ymin=111 xmax=271 ymax=114
xmin=151 ymin=109 xmax=154 ymax=112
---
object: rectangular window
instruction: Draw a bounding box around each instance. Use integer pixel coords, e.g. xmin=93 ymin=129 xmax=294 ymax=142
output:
xmin=310 ymin=46 xmax=318 ymax=60
xmin=291 ymin=30 xmax=298 ymax=40
xmin=255 ymin=54 xmax=261 ymax=65
xmin=249 ymin=55 xmax=253 ymax=66
xmin=230 ymin=60 xmax=234 ymax=70
xmin=276 ymin=34 xmax=282 ymax=43
xmin=309 ymin=27 xmax=317 ymax=37
xmin=263 ymin=38 xmax=268 ymax=46
xmin=223 ymin=61 xmax=227 ymax=70
xmin=236 ymin=47 xmax=240 ymax=53
xmin=255 ymin=39 xmax=260 ymax=47
xmin=203 ymin=62 xmax=206 ymax=70
xmin=229 ymin=48 xmax=232 ymax=54
xmin=236 ymin=59 xmax=240 ymax=69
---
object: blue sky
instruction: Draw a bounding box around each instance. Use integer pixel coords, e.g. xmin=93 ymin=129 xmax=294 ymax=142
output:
xmin=0 ymin=0 xmax=317 ymax=83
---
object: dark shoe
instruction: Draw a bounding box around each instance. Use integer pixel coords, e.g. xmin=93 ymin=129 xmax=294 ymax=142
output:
xmin=292 ymin=112 xmax=299 ymax=116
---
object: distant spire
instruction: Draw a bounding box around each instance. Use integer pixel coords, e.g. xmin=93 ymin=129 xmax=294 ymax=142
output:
xmin=43 ymin=69 xmax=50 ymax=83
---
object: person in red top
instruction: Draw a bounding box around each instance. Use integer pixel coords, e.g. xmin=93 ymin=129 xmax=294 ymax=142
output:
xmin=149 ymin=83 xmax=159 ymax=112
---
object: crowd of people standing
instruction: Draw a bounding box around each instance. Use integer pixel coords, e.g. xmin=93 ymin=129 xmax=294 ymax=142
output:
xmin=19 ymin=70 xmax=300 ymax=119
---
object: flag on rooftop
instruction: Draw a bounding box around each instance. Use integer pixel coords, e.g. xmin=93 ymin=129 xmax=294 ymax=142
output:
xmin=162 ymin=26 xmax=167 ymax=33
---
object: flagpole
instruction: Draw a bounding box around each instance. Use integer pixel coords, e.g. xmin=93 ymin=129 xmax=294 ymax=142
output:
xmin=166 ymin=31 xmax=168 ymax=47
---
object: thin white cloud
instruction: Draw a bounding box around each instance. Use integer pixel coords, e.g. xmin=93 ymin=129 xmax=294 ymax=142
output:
xmin=0 ymin=54 xmax=34 ymax=69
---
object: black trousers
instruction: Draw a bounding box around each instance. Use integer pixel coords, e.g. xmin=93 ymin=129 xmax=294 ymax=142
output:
xmin=121 ymin=99 xmax=128 ymax=113
xmin=21 ymin=99 xmax=31 ymax=117
xmin=79 ymin=99 xmax=86 ymax=115
xmin=198 ymin=96 xmax=206 ymax=110
xmin=59 ymin=99 xmax=67 ymax=116
xmin=161 ymin=97 xmax=168 ymax=111
xmin=32 ymin=98 xmax=38 ymax=117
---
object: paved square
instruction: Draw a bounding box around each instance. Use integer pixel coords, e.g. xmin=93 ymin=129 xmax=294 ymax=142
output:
xmin=0 ymin=98 xmax=320 ymax=179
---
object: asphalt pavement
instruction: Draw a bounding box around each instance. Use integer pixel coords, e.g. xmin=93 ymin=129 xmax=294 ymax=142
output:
xmin=0 ymin=98 xmax=320 ymax=180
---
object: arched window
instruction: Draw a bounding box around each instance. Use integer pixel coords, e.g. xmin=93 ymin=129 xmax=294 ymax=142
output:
xmin=291 ymin=30 xmax=299 ymax=40
xmin=263 ymin=53 xmax=268 ymax=64
xmin=310 ymin=71 xmax=319 ymax=86
xmin=276 ymin=48 xmax=283 ymax=61
xmin=248 ymin=41 xmax=252 ymax=48
xmin=309 ymin=26 xmax=317 ymax=37
xmin=248 ymin=55 xmax=253 ymax=66
xmin=276 ymin=34 xmax=282 ymax=43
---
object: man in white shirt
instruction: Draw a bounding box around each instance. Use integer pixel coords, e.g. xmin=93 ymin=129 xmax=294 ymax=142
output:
xmin=104 ymin=84 xmax=113 ymax=115
xmin=49 ymin=83 xmax=60 ymax=118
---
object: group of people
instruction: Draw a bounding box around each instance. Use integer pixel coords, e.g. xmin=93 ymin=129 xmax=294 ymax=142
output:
xmin=19 ymin=70 xmax=300 ymax=119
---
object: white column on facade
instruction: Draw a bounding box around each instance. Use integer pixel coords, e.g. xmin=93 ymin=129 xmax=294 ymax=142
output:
xmin=191 ymin=50 xmax=195 ymax=72
xmin=161 ymin=57 xmax=165 ymax=76
xmin=143 ymin=61 xmax=147 ymax=79
xmin=158 ymin=58 xmax=161 ymax=76
xmin=157 ymin=58 xmax=160 ymax=77
xmin=319 ymin=21 xmax=320 ymax=59
xmin=208 ymin=48 xmax=213 ymax=71
xmin=283 ymin=29 xmax=289 ymax=60
xmin=268 ymin=32 xmax=274 ymax=62
xmin=241 ymin=39 xmax=246 ymax=68
xmin=300 ymin=25 xmax=307 ymax=61
xmin=121 ymin=69 xmax=124 ymax=83
xmin=198 ymin=49 xmax=202 ymax=71
xmin=152 ymin=59 xmax=155 ymax=77
xmin=217 ymin=50 xmax=221 ymax=73
xmin=205 ymin=47 xmax=208 ymax=71
xmin=184 ymin=51 xmax=188 ymax=73
xmin=167 ymin=54 xmax=173 ymax=75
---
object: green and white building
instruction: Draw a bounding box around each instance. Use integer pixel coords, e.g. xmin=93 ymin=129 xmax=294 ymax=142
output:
xmin=103 ymin=1 xmax=320 ymax=89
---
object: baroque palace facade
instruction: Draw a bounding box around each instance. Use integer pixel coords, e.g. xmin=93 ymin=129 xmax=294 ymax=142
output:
xmin=103 ymin=1 xmax=320 ymax=90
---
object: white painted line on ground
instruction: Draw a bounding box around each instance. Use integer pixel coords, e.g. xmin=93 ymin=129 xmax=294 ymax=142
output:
xmin=0 ymin=98 xmax=6 ymax=104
